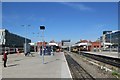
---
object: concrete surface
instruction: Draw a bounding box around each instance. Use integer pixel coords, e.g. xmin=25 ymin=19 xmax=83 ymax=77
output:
xmin=0 ymin=55 xmax=2 ymax=80
xmin=83 ymin=51 xmax=119 ymax=58
xmin=1 ymin=52 xmax=72 ymax=78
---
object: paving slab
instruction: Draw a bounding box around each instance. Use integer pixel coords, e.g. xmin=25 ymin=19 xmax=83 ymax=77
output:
xmin=83 ymin=51 xmax=119 ymax=58
xmin=1 ymin=52 xmax=72 ymax=78
xmin=0 ymin=55 xmax=2 ymax=80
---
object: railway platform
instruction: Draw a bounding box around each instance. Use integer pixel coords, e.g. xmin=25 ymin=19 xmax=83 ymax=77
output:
xmin=1 ymin=52 xmax=72 ymax=78
xmin=80 ymin=51 xmax=120 ymax=68
xmin=82 ymin=51 xmax=119 ymax=59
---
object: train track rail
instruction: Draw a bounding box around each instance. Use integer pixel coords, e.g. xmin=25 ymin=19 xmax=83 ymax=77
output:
xmin=79 ymin=52 xmax=120 ymax=68
xmin=65 ymin=53 xmax=95 ymax=80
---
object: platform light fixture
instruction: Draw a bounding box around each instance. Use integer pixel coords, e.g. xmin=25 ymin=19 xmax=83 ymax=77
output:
xmin=40 ymin=25 xmax=45 ymax=64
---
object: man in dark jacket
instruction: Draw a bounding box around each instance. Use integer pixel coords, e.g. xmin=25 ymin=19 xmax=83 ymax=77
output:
xmin=3 ymin=50 xmax=8 ymax=67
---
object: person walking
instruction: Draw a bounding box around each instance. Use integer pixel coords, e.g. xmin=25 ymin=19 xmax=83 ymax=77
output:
xmin=3 ymin=50 xmax=8 ymax=67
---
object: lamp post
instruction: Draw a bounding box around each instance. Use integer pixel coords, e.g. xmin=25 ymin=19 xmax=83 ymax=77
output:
xmin=97 ymin=38 xmax=101 ymax=52
xmin=118 ymin=32 xmax=120 ymax=58
xmin=118 ymin=44 xmax=120 ymax=58
xmin=32 ymin=32 xmax=40 ymax=52
xmin=32 ymin=32 xmax=37 ymax=52
xmin=109 ymin=32 xmax=112 ymax=53
xmin=33 ymin=32 xmax=40 ymax=53
xmin=40 ymin=26 xmax=45 ymax=64
xmin=69 ymin=45 xmax=71 ymax=52
xmin=21 ymin=25 xmax=31 ymax=55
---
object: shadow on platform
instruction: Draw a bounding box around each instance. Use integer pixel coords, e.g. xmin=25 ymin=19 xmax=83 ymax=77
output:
xmin=44 ymin=59 xmax=60 ymax=64
xmin=7 ymin=64 xmax=19 ymax=67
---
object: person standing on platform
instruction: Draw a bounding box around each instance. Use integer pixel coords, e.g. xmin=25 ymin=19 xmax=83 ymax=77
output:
xmin=3 ymin=50 xmax=8 ymax=67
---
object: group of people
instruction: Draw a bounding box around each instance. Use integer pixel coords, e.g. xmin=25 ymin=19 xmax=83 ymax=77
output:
xmin=2 ymin=48 xmax=54 ymax=67
xmin=25 ymin=52 xmax=34 ymax=57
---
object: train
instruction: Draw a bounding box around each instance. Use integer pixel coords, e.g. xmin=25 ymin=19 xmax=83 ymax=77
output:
xmin=0 ymin=47 xmax=24 ymax=55
xmin=71 ymin=45 xmax=91 ymax=53
xmin=0 ymin=45 xmax=62 ymax=55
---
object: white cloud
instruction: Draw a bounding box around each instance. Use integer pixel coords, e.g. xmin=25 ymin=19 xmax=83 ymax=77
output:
xmin=61 ymin=2 xmax=93 ymax=11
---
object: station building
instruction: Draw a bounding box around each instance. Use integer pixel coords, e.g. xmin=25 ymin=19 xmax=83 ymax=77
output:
xmin=72 ymin=40 xmax=101 ymax=52
xmin=0 ymin=29 xmax=31 ymax=48
xmin=105 ymin=30 xmax=120 ymax=46
xmin=90 ymin=42 xmax=101 ymax=51
xmin=100 ymin=30 xmax=120 ymax=49
xmin=72 ymin=30 xmax=120 ymax=52
xmin=73 ymin=40 xmax=92 ymax=51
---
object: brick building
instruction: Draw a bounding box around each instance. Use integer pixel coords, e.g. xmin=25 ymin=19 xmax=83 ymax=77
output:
xmin=90 ymin=42 xmax=101 ymax=51
xmin=37 ymin=42 xmax=47 ymax=47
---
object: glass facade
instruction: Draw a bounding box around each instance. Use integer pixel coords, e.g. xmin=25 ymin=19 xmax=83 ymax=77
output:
xmin=0 ymin=29 xmax=5 ymax=45
xmin=0 ymin=29 xmax=31 ymax=47
xmin=105 ymin=31 xmax=120 ymax=45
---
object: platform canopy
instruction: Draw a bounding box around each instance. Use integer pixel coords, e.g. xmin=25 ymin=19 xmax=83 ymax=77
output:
xmin=76 ymin=42 xmax=92 ymax=46
xmin=48 ymin=42 xmax=58 ymax=46
xmin=61 ymin=46 xmax=68 ymax=48
xmin=29 ymin=43 xmax=36 ymax=46
xmin=101 ymin=42 xmax=112 ymax=45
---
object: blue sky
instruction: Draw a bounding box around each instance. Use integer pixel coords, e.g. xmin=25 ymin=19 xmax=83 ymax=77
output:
xmin=2 ymin=2 xmax=118 ymax=43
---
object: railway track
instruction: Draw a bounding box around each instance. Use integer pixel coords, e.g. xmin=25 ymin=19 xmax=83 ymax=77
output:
xmin=79 ymin=52 xmax=120 ymax=68
xmin=65 ymin=53 xmax=95 ymax=80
